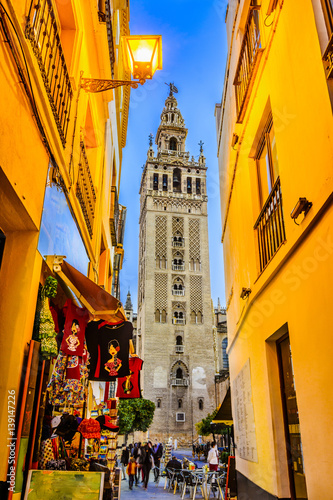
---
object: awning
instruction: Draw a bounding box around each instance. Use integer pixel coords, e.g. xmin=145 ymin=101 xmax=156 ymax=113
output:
xmin=212 ymin=388 xmax=233 ymax=426
xmin=48 ymin=256 xmax=127 ymax=323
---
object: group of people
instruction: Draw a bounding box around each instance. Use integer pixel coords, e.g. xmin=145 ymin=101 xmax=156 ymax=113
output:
xmin=120 ymin=440 xmax=221 ymax=491
xmin=120 ymin=439 xmax=163 ymax=490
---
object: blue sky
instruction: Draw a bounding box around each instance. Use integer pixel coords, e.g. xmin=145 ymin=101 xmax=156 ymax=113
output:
xmin=119 ymin=0 xmax=228 ymax=311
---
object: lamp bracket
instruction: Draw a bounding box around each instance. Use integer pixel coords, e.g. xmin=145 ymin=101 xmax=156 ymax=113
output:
xmin=81 ymin=78 xmax=144 ymax=93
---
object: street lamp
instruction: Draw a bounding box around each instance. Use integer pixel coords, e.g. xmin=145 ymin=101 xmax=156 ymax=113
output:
xmin=81 ymin=35 xmax=162 ymax=93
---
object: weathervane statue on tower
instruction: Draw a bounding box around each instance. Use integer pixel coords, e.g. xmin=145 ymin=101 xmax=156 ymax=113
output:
xmin=165 ymin=82 xmax=178 ymax=96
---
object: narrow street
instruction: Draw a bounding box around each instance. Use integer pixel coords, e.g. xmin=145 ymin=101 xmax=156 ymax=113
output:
xmin=120 ymin=449 xmax=206 ymax=500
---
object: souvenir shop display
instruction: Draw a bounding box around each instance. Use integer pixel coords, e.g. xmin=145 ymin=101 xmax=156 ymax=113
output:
xmin=31 ymin=270 xmax=138 ymax=500
xmin=47 ymin=299 xmax=90 ymax=407
xmin=116 ymin=356 xmax=143 ymax=399
xmin=85 ymin=320 xmax=133 ymax=380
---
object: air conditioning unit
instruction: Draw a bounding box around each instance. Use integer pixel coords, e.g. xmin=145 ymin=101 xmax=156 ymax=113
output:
xmin=176 ymin=412 xmax=185 ymax=422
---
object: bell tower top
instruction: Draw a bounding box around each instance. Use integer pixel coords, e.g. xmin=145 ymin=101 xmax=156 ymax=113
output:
xmin=155 ymin=85 xmax=188 ymax=154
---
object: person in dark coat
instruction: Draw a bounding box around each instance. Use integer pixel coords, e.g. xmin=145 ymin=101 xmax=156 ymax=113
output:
xmin=152 ymin=439 xmax=163 ymax=482
xmin=141 ymin=441 xmax=153 ymax=490
xmin=166 ymin=456 xmax=182 ymax=470
xmin=120 ymin=445 xmax=130 ymax=479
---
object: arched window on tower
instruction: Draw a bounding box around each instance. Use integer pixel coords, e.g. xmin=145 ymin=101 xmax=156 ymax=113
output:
xmin=197 ymin=311 xmax=203 ymax=324
xmin=173 ymin=168 xmax=181 ymax=192
xmin=170 ymin=137 xmax=177 ymax=151
xmin=176 ymin=335 xmax=183 ymax=346
xmin=178 ymin=398 xmax=182 ymax=409
xmin=198 ymin=399 xmax=204 ymax=410
xmin=161 ymin=309 xmax=167 ymax=323
xmin=155 ymin=309 xmax=160 ymax=322
xmin=157 ymin=398 xmax=161 ymax=408
xmin=176 ymin=367 xmax=183 ymax=379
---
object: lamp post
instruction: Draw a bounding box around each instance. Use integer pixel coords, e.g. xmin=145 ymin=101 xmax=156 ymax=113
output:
xmin=81 ymin=35 xmax=162 ymax=93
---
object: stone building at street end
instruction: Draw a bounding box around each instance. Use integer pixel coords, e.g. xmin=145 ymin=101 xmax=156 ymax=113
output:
xmin=215 ymin=0 xmax=333 ymax=499
xmin=137 ymin=89 xmax=216 ymax=444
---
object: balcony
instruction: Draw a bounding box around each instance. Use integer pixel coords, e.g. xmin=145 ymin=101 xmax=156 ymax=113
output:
xmin=172 ymin=238 xmax=184 ymax=247
xmin=254 ymin=177 xmax=286 ymax=272
xmin=110 ymin=186 xmax=119 ymax=247
xmin=172 ymin=264 xmax=185 ymax=271
xmin=323 ymin=34 xmax=333 ymax=79
xmin=76 ymin=141 xmax=96 ymax=238
xmin=171 ymin=378 xmax=188 ymax=387
xmin=175 ymin=345 xmax=184 ymax=353
xmin=173 ymin=318 xmax=185 ymax=325
xmin=233 ymin=5 xmax=263 ymax=123
xmin=25 ymin=0 xmax=73 ymax=146
xmin=172 ymin=289 xmax=185 ymax=296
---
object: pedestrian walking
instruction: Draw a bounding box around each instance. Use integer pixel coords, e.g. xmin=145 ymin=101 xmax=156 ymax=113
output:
xmin=141 ymin=441 xmax=153 ymax=490
xmin=152 ymin=439 xmax=163 ymax=482
xmin=120 ymin=445 xmax=130 ymax=480
xmin=126 ymin=457 xmax=137 ymax=490
xmin=207 ymin=441 xmax=219 ymax=471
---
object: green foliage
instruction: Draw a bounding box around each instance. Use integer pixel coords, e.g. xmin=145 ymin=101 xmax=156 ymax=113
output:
xmin=44 ymin=276 xmax=58 ymax=298
xmin=118 ymin=399 xmax=155 ymax=435
xmin=195 ymin=408 xmax=226 ymax=437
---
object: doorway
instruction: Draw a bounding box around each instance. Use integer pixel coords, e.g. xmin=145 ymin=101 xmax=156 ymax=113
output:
xmin=277 ymin=334 xmax=308 ymax=500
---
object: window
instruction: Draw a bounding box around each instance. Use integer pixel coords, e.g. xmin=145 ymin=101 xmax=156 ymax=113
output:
xmin=321 ymin=0 xmax=333 ymax=36
xmin=155 ymin=309 xmax=160 ymax=322
xmin=176 ymin=335 xmax=183 ymax=345
xmin=173 ymin=311 xmax=185 ymax=324
xmin=190 ymin=311 xmax=196 ymax=324
xmin=163 ymin=174 xmax=168 ymax=191
xmin=253 ymin=113 xmax=286 ymax=272
xmin=157 ymin=399 xmax=161 ymax=408
xmin=170 ymin=137 xmax=177 ymax=150
xmin=255 ymin=113 xmax=279 ymax=207
xmin=222 ymin=337 xmax=229 ymax=370
xmin=187 ymin=177 xmax=192 ymax=193
xmin=234 ymin=6 xmax=262 ymax=122
xmin=178 ymin=399 xmax=182 ymax=409
xmin=153 ymin=173 xmax=159 ymax=190
xmin=173 ymin=168 xmax=181 ymax=192
xmin=196 ymin=178 xmax=201 ymax=194
xmin=161 ymin=309 xmax=167 ymax=323
xmin=198 ymin=399 xmax=204 ymax=410
xmin=176 ymin=412 xmax=185 ymax=422
xmin=176 ymin=367 xmax=183 ymax=379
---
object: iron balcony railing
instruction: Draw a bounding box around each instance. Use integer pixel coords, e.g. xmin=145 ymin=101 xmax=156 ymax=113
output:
xmin=171 ymin=378 xmax=188 ymax=387
xmin=233 ymin=5 xmax=262 ymax=123
xmin=110 ymin=186 xmax=119 ymax=247
xmin=254 ymin=177 xmax=286 ymax=272
xmin=172 ymin=289 xmax=185 ymax=296
xmin=323 ymin=34 xmax=333 ymax=79
xmin=76 ymin=141 xmax=96 ymax=238
xmin=25 ymin=0 xmax=73 ymax=146
xmin=175 ymin=345 xmax=184 ymax=353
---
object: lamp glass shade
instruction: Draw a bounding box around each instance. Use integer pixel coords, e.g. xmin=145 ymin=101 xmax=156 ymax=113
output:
xmin=122 ymin=35 xmax=162 ymax=81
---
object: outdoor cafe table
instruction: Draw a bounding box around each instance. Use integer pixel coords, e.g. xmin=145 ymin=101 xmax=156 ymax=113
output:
xmin=190 ymin=469 xmax=225 ymax=500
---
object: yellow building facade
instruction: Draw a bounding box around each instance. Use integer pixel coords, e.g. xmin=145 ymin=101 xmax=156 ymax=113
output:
xmin=215 ymin=1 xmax=333 ymax=499
xmin=0 ymin=0 xmax=130 ymax=497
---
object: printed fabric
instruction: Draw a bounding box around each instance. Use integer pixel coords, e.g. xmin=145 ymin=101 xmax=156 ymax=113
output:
xmin=116 ymin=357 xmax=143 ymax=399
xmin=39 ymin=439 xmax=55 ymax=469
xmin=85 ymin=320 xmax=133 ymax=381
xmin=60 ymin=299 xmax=89 ymax=357
xmin=47 ymin=341 xmax=89 ymax=407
